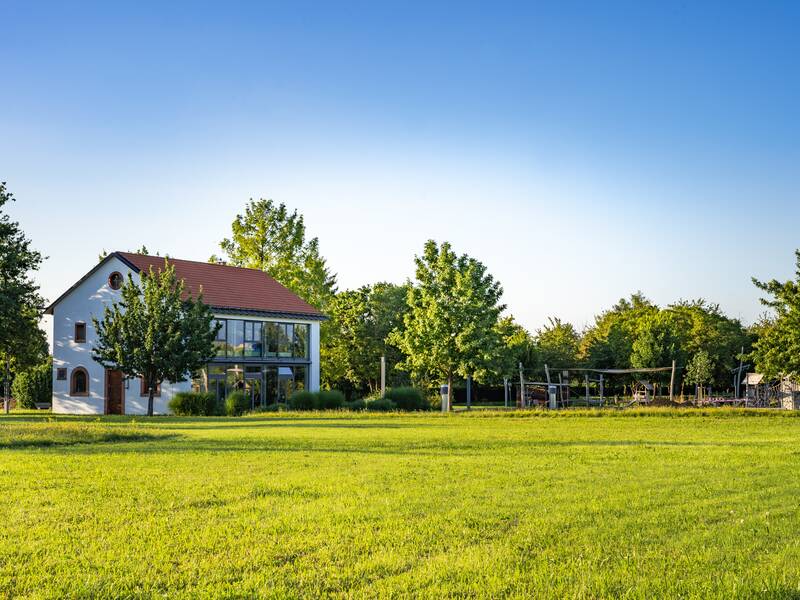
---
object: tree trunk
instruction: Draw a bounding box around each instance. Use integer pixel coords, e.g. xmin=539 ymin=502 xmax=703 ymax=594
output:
xmin=148 ymin=380 xmax=155 ymax=417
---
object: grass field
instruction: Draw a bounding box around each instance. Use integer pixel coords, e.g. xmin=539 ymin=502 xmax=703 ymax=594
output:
xmin=3 ymin=409 xmax=800 ymax=598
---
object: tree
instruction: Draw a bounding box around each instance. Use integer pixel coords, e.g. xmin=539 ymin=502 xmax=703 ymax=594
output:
xmin=491 ymin=316 xmax=536 ymax=382
xmin=390 ymin=241 xmax=505 ymax=408
xmin=11 ymin=358 xmax=52 ymax=409
xmin=0 ymin=182 xmax=48 ymax=411
xmin=215 ymin=199 xmax=339 ymax=386
xmin=92 ymin=261 xmax=219 ymax=416
xmin=535 ymin=317 xmax=580 ymax=371
xmin=685 ymin=350 xmax=715 ymax=399
xmin=325 ymin=283 xmax=410 ymax=394
xmin=751 ymin=250 xmax=800 ymax=378
xmin=214 ymin=199 xmax=336 ymax=310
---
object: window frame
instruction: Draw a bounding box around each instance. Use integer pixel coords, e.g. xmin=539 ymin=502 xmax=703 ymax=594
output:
xmin=108 ymin=271 xmax=124 ymax=290
xmin=56 ymin=368 xmax=67 ymax=381
xmin=70 ymin=367 xmax=89 ymax=396
xmin=74 ymin=321 xmax=87 ymax=343
xmin=140 ymin=378 xmax=162 ymax=397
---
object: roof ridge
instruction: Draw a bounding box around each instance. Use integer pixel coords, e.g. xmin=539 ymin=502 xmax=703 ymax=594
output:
xmin=115 ymin=251 xmax=271 ymax=274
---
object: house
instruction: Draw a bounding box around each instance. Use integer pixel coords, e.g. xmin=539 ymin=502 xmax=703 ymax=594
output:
xmin=45 ymin=252 xmax=324 ymax=415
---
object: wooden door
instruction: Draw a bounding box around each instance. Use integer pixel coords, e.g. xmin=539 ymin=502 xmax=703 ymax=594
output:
xmin=106 ymin=370 xmax=124 ymax=414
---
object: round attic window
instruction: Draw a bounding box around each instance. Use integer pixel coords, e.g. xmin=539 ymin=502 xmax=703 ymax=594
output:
xmin=108 ymin=271 xmax=123 ymax=290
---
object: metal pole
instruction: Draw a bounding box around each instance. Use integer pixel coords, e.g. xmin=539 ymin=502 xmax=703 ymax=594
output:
xmin=466 ymin=375 xmax=472 ymax=410
xmin=503 ymin=377 xmax=509 ymax=408
xmin=380 ymin=356 xmax=386 ymax=398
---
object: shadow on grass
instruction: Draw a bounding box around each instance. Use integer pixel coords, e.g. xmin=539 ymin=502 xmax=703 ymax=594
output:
xmin=0 ymin=425 xmax=180 ymax=449
xmin=44 ymin=434 xmax=785 ymax=459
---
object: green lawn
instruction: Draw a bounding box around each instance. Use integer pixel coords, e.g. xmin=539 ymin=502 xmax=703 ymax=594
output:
xmin=3 ymin=410 xmax=800 ymax=598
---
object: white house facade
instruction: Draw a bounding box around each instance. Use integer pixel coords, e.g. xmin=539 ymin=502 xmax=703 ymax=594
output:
xmin=45 ymin=252 xmax=324 ymax=415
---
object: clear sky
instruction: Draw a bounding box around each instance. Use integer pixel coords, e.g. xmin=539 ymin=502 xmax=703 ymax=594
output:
xmin=2 ymin=1 xmax=798 ymax=333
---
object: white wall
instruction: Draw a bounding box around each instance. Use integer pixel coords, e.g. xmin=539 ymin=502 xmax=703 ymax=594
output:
xmin=52 ymin=256 xmax=134 ymax=414
xmin=51 ymin=257 xmax=183 ymax=415
xmin=310 ymin=321 xmax=321 ymax=392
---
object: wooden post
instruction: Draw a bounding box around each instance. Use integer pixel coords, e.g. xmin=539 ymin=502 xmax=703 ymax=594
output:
xmin=503 ymin=377 xmax=509 ymax=408
xmin=544 ymin=363 xmax=551 ymax=409
xmin=519 ymin=362 xmax=525 ymax=408
xmin=669 ymin=360 xmax=676 ymax=403
xmin=584 ymin=373 xmax=590 ymax=407
xmin=599 ymin=374 xmax=605 ymax=407
xmin=558 ymin=372 xmax=564 ymax=408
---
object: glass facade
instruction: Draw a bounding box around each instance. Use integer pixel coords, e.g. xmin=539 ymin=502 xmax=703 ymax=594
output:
xmin=193 ymin=318 xmax=313 ymax=408
xmin=212 ymin=318 xmax=309 ymax=360
xmin=193 ymin=363 xmax=308 ymax=408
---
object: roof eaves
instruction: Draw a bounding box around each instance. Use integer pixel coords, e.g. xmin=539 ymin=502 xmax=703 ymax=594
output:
xmin=209 ymin=306 xmax=328 ymax=321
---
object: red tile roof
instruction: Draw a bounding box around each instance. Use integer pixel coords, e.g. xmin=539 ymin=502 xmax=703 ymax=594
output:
xmin=117 ymin=252 xmax=324 ymax=318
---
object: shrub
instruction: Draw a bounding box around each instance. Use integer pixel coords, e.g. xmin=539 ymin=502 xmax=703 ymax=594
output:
xmin=260 ymin=402 xmax=288 ymax=412
xmin=169 ymin=392 xmax=217 ymax=416
xmin=345 ymin=399 xmax=367 ymax=411
xmin=316 ymin=389 xmax=345 ymax=410
xmin=384 ymin=387 xmax=428 ymax=411
xmin=225 ymin=391 xmax=250 ymax=416
xmin=289 ymin=390 xmax=316 ymax=411
xmin=367 ymin=398 xmax=396 ymax=412
xmin=12 ymin=361 xmax=52 ymax=409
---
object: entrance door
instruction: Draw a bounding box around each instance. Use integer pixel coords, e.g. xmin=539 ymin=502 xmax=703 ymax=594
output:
xmin=106 ymin=370 xmax=124 ymax=414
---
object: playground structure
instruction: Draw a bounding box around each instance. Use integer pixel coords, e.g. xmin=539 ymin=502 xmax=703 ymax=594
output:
xmin=517 ymin=363 xmax=677 ymax=409
xmin=738 ymin=373 xmax=800 ymax=409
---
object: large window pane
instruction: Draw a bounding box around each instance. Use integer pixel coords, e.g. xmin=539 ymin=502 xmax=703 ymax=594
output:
xmin=292 ymin=365 xmax=307 ymax=394
xmin=228 ymin=320 xmax=244 ymax=357
xmin=278 ymin=324 xmax=292 ymax=357
xmin=293 ymin=324 xmax=309 ymax=358
xmin=266 ymin=322 xmax=279 ymax=357
xmin=213 ymin=319 xmax=227 ymax=357
xmin=244 ymin=321 xmax=262 ymax=357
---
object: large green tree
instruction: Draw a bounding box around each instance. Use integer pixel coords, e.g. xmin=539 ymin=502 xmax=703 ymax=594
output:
xmin=214 ymin=199 xmax=337 ymax=310
xmin=751 ymin=250 xmax=800 ymax=378
xmin=534 ymin=317 xmax=581 ymax=371
xmin=325 ymin=282 xmax=410 ymax=394
xmin=390 ymin=241 xmax=505 ymax=408
xmin=214 ymin=199 xmax=339 ymax=386
xmin=0 ymin=182 xmax=47 ymax=410
xmin=491 ymin=316 xmax=536 ymax=383
xmin=92 ymin=262 xmax=219 ymax=416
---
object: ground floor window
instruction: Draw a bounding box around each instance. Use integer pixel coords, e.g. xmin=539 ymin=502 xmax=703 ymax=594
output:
xmin=192 ymin=363 xmax=308 ymax=409
xmin=70 ymin=367 xmax=89 ymax=396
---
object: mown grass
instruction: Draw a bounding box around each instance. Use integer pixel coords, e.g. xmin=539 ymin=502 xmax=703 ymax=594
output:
xmin=2 ymin=409 xmax=800 ymax=598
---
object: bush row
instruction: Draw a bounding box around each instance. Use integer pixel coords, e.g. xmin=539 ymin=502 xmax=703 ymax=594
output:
xmin=168 ymin=386 xmax=432 ymax=416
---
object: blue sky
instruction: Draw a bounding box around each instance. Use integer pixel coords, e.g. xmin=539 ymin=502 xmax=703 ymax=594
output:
xmin=2 ymin=1 xmax=798 ymax=332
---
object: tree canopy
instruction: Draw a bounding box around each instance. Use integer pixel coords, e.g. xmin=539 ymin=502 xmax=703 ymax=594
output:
xmin=0 ymin=182 xmax=47 ymax=379
xmin=390 ymin=240 xmax=505 ymax=406
xmin=751 ymin=250 xmax=800 ymax=379
xmin=92 ymin=262 xmax=219 ymax=416
xmin=324 ymin=282 xmax=410 ymax=394
xmin=214 ymin=199 xmax=337 ymax=310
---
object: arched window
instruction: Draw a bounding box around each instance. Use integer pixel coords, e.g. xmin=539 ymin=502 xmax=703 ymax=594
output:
xmin=70 ymin=367 xmax=89 ymax=396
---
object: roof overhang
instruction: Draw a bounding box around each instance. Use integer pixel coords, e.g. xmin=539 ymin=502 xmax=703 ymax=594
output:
xmin=209 ymin=307 xmax=328 ymax=321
